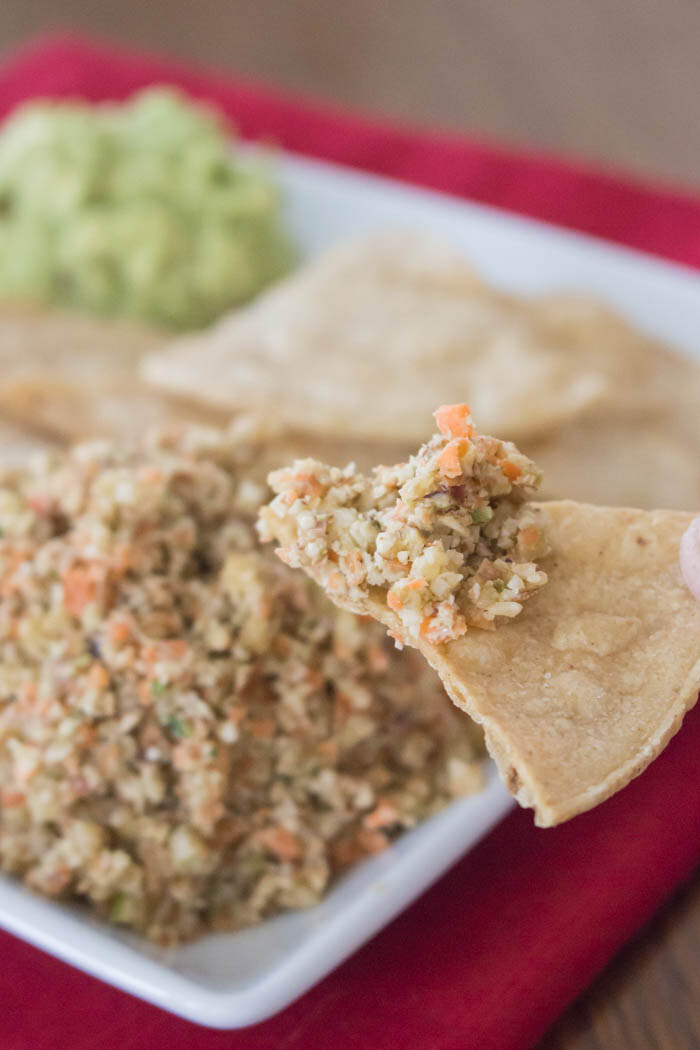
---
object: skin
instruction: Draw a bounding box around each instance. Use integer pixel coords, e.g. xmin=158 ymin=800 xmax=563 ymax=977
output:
xmin=680 ymin=517 xmax=700 ymax=602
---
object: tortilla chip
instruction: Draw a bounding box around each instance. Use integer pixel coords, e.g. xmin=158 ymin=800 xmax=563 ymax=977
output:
xmin=0 ymin=305 xmax=168 ymax=440
xmin=530 ymin=409 xmax=700 ymax=511
xmin=142 ymin=232 xmax=610 ymax=444
xmin=0 ymin=304 xmax=164 ymax=384
xmin=420 ymin=502 xmax=700 ymax=825
xmin=268 ymin=498 xmax=700 ymax=826
xmin=522 ymin=294 xmax=700 ymax=509
xmin=526 ymin=292 xmax=698 ymax=415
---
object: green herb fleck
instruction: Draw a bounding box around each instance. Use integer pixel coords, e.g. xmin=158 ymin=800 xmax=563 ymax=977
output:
xmin=166 ymin=716 xmax=191 ymax=739
xmin=493 ymin=579 xmax=506 ymax=593
xmin=109 ymin=892 xmax=130 ymax=923
xmin=209 ymin=746 xmax=219 ymax=759
xmin=471 ymin=506 xmax=493 ymax=524
xmin=151 ymin=680 xmax=167 ymax=697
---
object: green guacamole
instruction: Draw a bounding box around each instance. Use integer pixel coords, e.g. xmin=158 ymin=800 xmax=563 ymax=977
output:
xmin=0 ymin=88 xmax=295 ymax=329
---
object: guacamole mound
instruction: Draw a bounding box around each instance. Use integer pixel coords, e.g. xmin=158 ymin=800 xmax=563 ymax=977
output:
xmin=0 ymin=88 xmax=294 ymax=329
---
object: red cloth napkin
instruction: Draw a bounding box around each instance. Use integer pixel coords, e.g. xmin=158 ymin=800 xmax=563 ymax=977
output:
xmin=2 ymin=33 xmax=700 ymax=1050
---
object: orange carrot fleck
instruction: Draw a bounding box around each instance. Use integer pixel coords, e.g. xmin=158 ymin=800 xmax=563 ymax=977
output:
xmin=62 ymin=566 xmax=97 ymax=617
xmin=1 ymin=788 xmax=26 ymax=808
xmin=256 ymin=826 xmax=301 ymax=862
xmin=419 ymin=615 xmax=434 ymax=640
xmin=502 ymin=461 xmax=522 ymax=481
xmin=438 ymin=440 xmax=465 ymax=479
xmin=387 ymin=589 xmax=403 ymax=611
xmin=109 ymin=619 xmax=131 ymax=645
xmin=88 ymin=663 xmax=109 ymax=691
xmin=164 ymin=640 xmax=188 ymax=660
xmin=343 ymin=549 xmax=364 ymax=580
xmin=403 ymin=576 xmax=427 ymax=592
xmin=138 ymin=681 xmax=154 ymax=706
xmin=434 ymin=403 xmax=473 ymax=439
xmin=326 ymin=571 xmax=343 ymax=593
xmin=364 ymin=800 xmax=400 ymax=830
xmin=141 ymin=643 xmax=159 ymax=666
xmin=519 ymin=525 xmax=540 ymax=549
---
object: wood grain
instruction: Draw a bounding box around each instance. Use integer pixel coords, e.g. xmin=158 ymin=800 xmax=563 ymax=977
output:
xmin=1 ymin=2 xmax=700 ymax=1047
xmin=541 ymin=874 xmax=700 ymax=1049
xmin=2 ymin=0 xmax=700 ymax=187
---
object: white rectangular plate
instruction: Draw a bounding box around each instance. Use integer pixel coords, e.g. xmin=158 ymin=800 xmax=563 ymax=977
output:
xmin=2 ymin=149 xmax=700 ymax=1030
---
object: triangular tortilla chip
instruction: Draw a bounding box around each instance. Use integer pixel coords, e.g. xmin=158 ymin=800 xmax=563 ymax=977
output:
xmin=0 ymin=305 xmax=169 ymax=442
xmin=142 ymin=231 xmax=613 ymax=444
xmin=0 ymin=305 xmax=245 ymax=446
xmin=520 ymin=294 xmax=700 ymax=510
xmin=262 ymin=491 xmax=700 ymax=825
xmin=413 ymin=502 xmax=700 ymax=825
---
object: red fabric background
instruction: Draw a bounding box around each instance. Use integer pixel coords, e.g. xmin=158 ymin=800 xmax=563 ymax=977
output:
xmin=1 ymin=33 xmax=700 ymax=1050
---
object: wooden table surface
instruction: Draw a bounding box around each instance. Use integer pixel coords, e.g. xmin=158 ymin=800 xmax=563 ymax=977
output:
xmin=3 ymin=2 xmax=700 ymax=1047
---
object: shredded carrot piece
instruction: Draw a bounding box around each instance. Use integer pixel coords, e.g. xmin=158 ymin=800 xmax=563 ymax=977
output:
xmin=283 ymin=472 xmax=323 ymax=505
xmin=364 ymin=800 xmax=400 ymax=830
xmin=502 ymin=460 xmax=522 ymax=481
xmin=438 ymin=440 xmax=465 ymax=479
xmin=27 ymin=493 xmax=53 ymax=515
xmin=419 ymin=615 xmax=434 ymax=640
xmin=137 ymin=681 xmax=154 ymax=705
xmin=164 ymin=640 xmax=188 ymax=660
xmin=434 ymin=403 xmax=474 ymax=439
xmin=519 ymin=525 xmax=540 ymax=549
xmin=402 ymin=576 xmax=427 ymax=592
xmin=62 ymin=566 xmax=97 ymax=617
xmin=112 ymin=543 xmax=133 ymax=573
xmin=0 ymin=788 xmax=26 ymax=808
xmin=256 ymin=826 xmax=300 ymax=862
xmin=142 ymin=640 xmax=187 ymax=666
xmin=343 ymin=549 xmax=365 ymax=585
xmin=109 ymin=619 xmax=131 ymax=645
xmin=141 ymin=643 xmax=159 ymax=666
xmin=88 ymin=663 xmax=109 ymax=690
xmin=326 ymin=571 xmax=343 ymax=593
xmin=387 ymin=589 xmax=403 ymax=611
